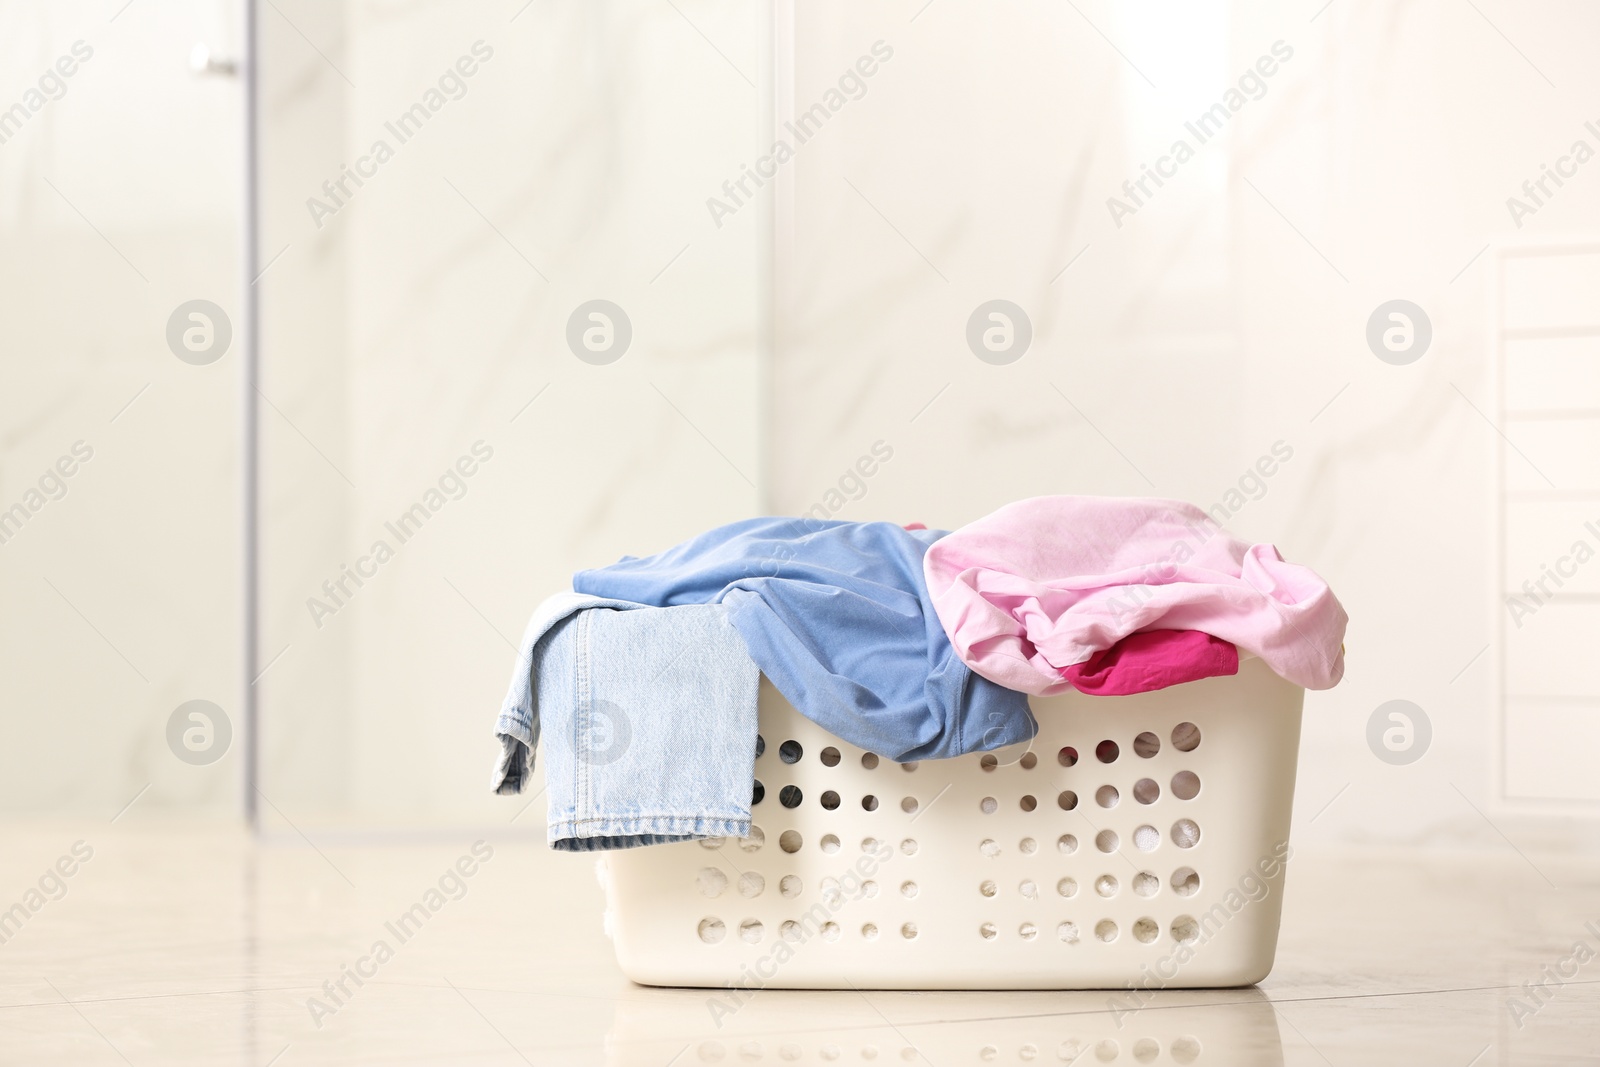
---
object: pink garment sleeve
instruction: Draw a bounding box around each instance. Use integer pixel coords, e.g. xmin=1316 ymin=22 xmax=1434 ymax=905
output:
xmin=1060 ymin=629 xmax=1238 ymax=696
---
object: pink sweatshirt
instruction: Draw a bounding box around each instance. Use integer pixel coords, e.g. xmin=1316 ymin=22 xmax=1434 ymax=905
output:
xmin=922 ymin=496 xmax=1346 ymax=695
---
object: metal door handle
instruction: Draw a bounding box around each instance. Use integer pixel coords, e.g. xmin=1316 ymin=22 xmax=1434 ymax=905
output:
xmin=189 ymin=42 xmax=237 ymax=76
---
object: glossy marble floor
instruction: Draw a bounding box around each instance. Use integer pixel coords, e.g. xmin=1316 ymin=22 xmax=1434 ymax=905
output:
xmin=1 ymin=824 xmax=1596 ymax=1065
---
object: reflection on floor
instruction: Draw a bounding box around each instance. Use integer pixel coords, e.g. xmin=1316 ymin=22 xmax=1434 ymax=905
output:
xmin=0 ymin=825 xmax=1595 ymax=1065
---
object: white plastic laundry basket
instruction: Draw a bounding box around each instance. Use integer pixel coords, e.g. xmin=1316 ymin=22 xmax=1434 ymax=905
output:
xmin=599 ymin=656 xmax=1303 ymax=989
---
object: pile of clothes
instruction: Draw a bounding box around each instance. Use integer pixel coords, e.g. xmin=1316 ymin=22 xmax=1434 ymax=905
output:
xmin=490 ymin=496 xmax=1346 ymax=851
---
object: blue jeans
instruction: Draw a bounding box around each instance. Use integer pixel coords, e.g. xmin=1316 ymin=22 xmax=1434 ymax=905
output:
xmin=492 ymin=593 xmax=758 ymax=851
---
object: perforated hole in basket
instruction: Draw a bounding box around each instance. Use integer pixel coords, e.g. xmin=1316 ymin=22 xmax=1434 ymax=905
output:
xmin=1172 ymin=721 xmax=1201 ymax=751
xmin=779 ymin=785 xmax=803 ymax=809
xmin=1172 ymin=770 xmax=1201 ymax=800
xmin=1133 ymin=730 xmax=1160 ymax=758
xmin=778 ymin=739 xmax=802 ymax=764
xmin=820 ymin=746 xmax=841 ymax=767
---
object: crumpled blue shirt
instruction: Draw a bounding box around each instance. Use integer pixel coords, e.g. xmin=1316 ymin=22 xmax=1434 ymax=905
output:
xmin=573 ymin=517 xmax=1035 ymax=761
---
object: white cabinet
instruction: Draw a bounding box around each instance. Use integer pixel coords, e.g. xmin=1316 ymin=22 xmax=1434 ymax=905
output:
xmin=1493 ymin=243 xmax=1600 ymax=810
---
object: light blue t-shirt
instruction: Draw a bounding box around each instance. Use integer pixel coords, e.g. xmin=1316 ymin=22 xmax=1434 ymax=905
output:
xmin=573 ymin=517 xmax=1036 ymax=761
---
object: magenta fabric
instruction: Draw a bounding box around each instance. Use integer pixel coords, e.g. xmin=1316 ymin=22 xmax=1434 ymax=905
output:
xmin=1060 ymin=629 xmax=1238 ymax=695
xmin=922 ymin=496 xmax=1346 ymax=695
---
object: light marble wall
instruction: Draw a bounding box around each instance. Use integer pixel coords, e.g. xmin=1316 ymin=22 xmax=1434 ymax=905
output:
xmin=256 ymin=0 xmax=767 ymax=824
xmin=770 ymin=0 xmax=1600 ymax=847
xmin=256 ymin=0 xmax=354 ymax=815
xmin=8 ymin=0 xmax=1599 ymax=850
